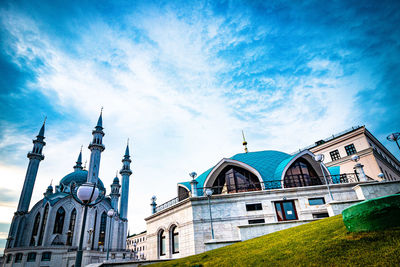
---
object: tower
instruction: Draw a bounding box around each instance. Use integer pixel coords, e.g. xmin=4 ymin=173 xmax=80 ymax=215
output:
xmin=110 ymin=174 xmax=121 ymax=211
xmin=7 ymin=120 xmax=46 ymax=248
xmin=119 ymin=143 xmax=132 ymax=220
xmin=87 ymin=110 xmax=105 ymax=184
xmin=17 ymin=120 xmax=46 ymax=212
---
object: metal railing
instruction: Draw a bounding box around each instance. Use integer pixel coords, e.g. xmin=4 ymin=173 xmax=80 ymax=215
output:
xmin=154 ymin=173 xmax=366 ymax=213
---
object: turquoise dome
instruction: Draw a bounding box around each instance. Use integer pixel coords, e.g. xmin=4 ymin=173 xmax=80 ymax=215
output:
xmin=59 ymin=170 xmax=105 ymax=190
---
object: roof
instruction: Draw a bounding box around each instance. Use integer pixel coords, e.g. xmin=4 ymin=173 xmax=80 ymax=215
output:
xmin=179 ymin=150 xmax=298 ymax=190
xmin=59 ymin=170 xmax=105 ymax=190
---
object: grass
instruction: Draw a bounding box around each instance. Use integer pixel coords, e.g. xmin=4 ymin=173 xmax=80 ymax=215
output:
xmin=150 ymin=215 xmax=400 ymax=267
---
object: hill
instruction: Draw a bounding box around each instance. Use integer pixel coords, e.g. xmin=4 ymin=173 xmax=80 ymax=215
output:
xmin=151 ymin=215 xmax=400 ymax=266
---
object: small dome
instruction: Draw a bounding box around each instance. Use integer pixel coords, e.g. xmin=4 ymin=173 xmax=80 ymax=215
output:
xmin=113 ymin=176 xmax=119 ymax=184
xmin=47 ymin=185 xmax=53 ymax=190
xmin=59 ymin=170 xmax=105 ymax=191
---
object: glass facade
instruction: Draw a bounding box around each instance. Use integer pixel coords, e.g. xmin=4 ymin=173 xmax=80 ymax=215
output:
xmin=212 ymin=166 xmax=261 ymax=194
xmin=283 ymin=159 xmax=321 ymax=188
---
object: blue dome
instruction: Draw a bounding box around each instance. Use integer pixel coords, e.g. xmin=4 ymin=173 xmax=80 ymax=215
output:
xmin=59 ymin=170 xmax=105 ymax=190
xmin=113 ymin=176 xmax=119 ymax=183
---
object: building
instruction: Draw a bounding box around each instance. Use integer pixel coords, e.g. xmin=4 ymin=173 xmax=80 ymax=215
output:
xmin=143 ymin=127 xmax=400 ymax=261
xmin=307 ymin=126 xmax=400 ymax=181
xmin=127 ymin=231 xmax=147 ymax=260
xmin=3 ymin=113 xmax=133 ymax=266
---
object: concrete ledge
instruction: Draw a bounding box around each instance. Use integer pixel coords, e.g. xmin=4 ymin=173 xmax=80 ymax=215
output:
xmin=204 ymin=239 xmax=241 ymax=251
xmin=353 ymin=181 xmax=400 ymax=200
xmin=238 ymin=219 xmax=317 ymax=241
xmin=326 ymin=199 xmax=364 ymax=216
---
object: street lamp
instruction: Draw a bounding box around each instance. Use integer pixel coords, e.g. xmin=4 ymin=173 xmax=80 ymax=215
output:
xmin=378 ymin=173 xmax=385 ymax=181
xmin=314 ymin=154 xmax=334 ymax=201
xmin=204 ymin=189 xmax=215 ymax=239
xmin=70 ymin=182 xmax=105 ymax=267
xmin=387 ymin=133 xmax=400 ymax=151
xmin=106 ymin=209 xmax=115 ymax=261
xmin=133 ymin=242 xmax=137 ymax=260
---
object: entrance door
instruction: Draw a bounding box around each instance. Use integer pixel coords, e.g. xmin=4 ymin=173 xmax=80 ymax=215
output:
xmin=275 ymin=200 xmax=298 ymax=221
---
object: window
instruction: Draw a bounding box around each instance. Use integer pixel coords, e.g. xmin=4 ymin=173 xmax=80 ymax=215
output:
xmin=329 ymin=150 xmax=341 ymax=161
xmin=99 ymin=212 xmax=107 ymax=246
xmin=53 ymin=207 xmax=65 ymax=234
xmin=158 ymin=230 xmax=166 ymax=256
xmin=6 ymin=254 xmax=12 ymax=263
xmin=246 ymin=203 xmax=262 ymax=211
xmin=30 ymin=212 xmax=41 ymax=246
xmin=385 ymin=171 xmax=389 ymax=180
xmin=41 ymin=252 xmax=51 ymax=261
xmin=248 ymin=219 xmax=265 ymax=224
xmin=171 ymin=225 xmax=179 ymax=254
xmin=38 ymin=204 xmax=49 ymax=246
xmin=313 ymin=213 xmax=329 ymax=219
xmin=27 ymin=252 xmax=37 ymax=262
xmin=345 ymin=144 xmax=357 ymax=156
xmin=389 ymin=174 xmax=393 ymax=181
xmin=284 ymin=158 xmax=321 ymax=188
xmin=67 ymin=209 xmax=76 ymax=245
xmin=212 ymin=165 xmax=261 ymax=194
xmin=308 ymin=198 xmax=325 ymax=205
xmin=275 ymin=200 xmax=298 ymax=221
xmin=15 ymin=253 xmax=23 ymax=263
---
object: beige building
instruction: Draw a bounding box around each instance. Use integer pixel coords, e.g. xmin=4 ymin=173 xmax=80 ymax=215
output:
xmin=126 ymin=231 xmax=147 ymax=260
xmin=308 ymin=126 xmax=400 ymax=181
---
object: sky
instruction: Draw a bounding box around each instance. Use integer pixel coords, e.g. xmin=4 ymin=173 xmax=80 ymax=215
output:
xmin=1 ymin=0 xmax=400 ymax=253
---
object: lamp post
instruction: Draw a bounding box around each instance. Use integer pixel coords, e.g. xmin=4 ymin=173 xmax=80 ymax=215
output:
xmin=378 ymin=173 xmax=385 ymax=181
xmin=70 ymin=182 xmax=105 ymax=267
xmin=314 ymin=154 xmax=334 ymax=201
xmin=106 ymin=209 xmax=115 ymax=261
xmin=387 ymin=133 xmax=400 ymax=151
xmin=133 ymin=242 xmax=137 ymax=260
xmin=204 ymin=189 xmax=215 ymax=239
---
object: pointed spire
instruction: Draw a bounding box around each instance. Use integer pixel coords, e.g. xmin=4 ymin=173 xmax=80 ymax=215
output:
xmin=242 ymin=130 xmax=248 ymax=153
xmin=124 ymin=139 xmax=130 ymax=158
xmin=96 ymin=107 xmax=103 ymax=129
xmin=37 ymin=116 xmax=46 ymax=138
xmin=74 ymin=146 xmax=83 ymax=171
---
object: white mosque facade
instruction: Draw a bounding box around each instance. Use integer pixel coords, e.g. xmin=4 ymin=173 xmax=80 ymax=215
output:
xmin=3 ymin=113 xmax=133 ymax=266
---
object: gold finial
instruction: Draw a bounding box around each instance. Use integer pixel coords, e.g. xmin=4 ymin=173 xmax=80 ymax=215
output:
xmin=101 ymin=106 xmax=104 ymax=114
xmin=43 ymin=116 xmax=47 ymax=125
xmin=80 ymin=145 xmax=83 ymax=153
xmin=116 ymin=170 xmax=118 ymax=177
xmin=127 ymin=138 xmax=129 ymax=146
xmin=84 ymin=160 xmax=87 ymax=169
xmin=242 ymin=130 xmax=248 ymax=153
xmin=50 ymin=179 xmax=53 ymax=186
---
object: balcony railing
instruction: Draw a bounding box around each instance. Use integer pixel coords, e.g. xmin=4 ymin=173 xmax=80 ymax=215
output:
xmin=154 ymin=173 xmax=368 ymax=214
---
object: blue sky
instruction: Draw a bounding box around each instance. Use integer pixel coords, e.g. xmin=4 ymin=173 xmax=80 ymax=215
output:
xmin=0 ymin=0 xmax=400 ymax=253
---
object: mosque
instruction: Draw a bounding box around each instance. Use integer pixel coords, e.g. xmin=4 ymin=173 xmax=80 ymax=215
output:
xmin=3 ymin=113 xmax=133 ymax=266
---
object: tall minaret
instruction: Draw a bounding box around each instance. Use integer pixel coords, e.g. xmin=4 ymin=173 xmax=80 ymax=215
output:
xmin=87 ymin=110 xmax=105 ymax=184
xmin=110 ymin=173 xmax=121 ymax=211
xmin=119 ymin=142 xmax=132 ymax=220
xmin=7 ymin=120 xmax=46 ymax=248
xmin=17 ymin=120 xmax=46 ymax=212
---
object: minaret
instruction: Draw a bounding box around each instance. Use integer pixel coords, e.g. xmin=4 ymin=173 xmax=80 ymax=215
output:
xmin=87 ymin=110 xmax=105 ymax=184
xmin=73 ymin=146 xmax=83 ymax=172
xmin=119 ymin=142 xmax=132 ymax=220
xmin=7 ymin=120 xmax=46 ymax=248
xmin=110 ymin=173 xmax=121 ymax=211
xmin=17 ymin=120 xmax=46 ymax=212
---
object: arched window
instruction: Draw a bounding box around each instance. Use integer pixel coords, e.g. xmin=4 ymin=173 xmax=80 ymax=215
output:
xmin=212 ymin=166 xmax=261 ymax=194
xmin=178 ymin=186 xmax=189 ymax=201
xmin=30 ymin=212 xmax=41 ymax=246
xmin=38 ymin=204 xmax=49 ymax=246
xmin=170 ymin=225 xmax=179 ymax=254
xmin=284 ymin=158 xmax=321 ymax=188
xmin=158 ymin=230 xmax=166 ymax=257
xmin=53 ymin=207 xmax=65 ymax=234
xmin=67 ymin=209 xmax=76 ymax=245
xmin=92 ymin=210 xmax=97 ymax=249
xmin=98 ymin=212 xmax=107 ymax=246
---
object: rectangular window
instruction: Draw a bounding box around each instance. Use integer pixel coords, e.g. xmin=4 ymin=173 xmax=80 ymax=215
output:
xmin=246 ymin=203 xmax=262 ymax=211
xmin=41 ymin=252 xmax=51 ymax=261
xmin=275 ymin=200 xmax=298 ymax=221
xmin=345 ymin=144 xmax=357 ymax=156
xmin=6 ymin=254 xmax=12 ymax=263
xmin=248 ymin=219 xmax=265 ymax=224
xmin=27 ymin=252 xmax=37 ymax=262
xmin=329 ymin=150 xmax=341 ymax=161
xmin=313 ymin=213 xmax=329 ymax=219
xmin=15 ymin=253 xmax=23 ymax=263
xmin=308 ymin=198 xmax=325 ymax=205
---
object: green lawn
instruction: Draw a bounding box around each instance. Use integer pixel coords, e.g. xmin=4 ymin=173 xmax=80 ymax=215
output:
xmin=151 ymin=215 xmax=400 ymax=266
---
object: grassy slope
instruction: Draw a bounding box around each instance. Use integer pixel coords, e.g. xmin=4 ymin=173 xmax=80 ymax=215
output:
xmin=151 ymin=216 xmax=400 ymax=267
